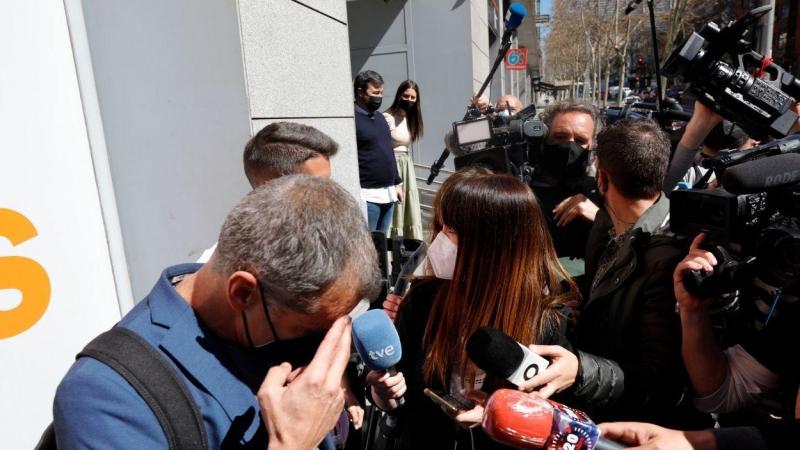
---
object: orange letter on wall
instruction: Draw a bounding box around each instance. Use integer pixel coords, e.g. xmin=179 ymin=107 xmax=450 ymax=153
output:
xmin=0 ymin=209 xmax=51 ymax=339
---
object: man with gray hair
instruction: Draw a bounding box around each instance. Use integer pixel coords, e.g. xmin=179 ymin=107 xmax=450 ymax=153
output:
xmin=532 ymin=101 xmax=602 ymax=259
xmin=53 ymin=176 xmax=380 ymax=449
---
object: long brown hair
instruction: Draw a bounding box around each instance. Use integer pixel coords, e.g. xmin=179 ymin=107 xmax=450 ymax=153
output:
xmin=386 ymin=80 xmax=424 ymax=141
xmin=421 ymin=168 xmax=578 ymax=386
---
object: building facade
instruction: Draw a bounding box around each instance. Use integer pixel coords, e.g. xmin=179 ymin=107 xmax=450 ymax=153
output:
xmin=346 ymin=0 xmax=542 ymax=180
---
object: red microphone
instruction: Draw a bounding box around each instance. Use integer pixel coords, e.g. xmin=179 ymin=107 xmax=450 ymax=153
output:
xmin=482 ymin=389 xmax=623 ymax=450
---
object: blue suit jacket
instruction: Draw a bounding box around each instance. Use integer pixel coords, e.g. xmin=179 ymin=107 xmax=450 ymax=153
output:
xmin=53 ymin=264 xmax=336 ymax=449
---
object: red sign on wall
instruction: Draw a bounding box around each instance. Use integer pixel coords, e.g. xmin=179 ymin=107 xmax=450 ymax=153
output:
xmin=505 ymin=48 xmax=527 ymax=70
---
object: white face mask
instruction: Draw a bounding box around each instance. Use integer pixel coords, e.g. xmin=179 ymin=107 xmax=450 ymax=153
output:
xmin=498 ymin=109 xmax=511 ymax=118
xmin=428 ymin=231 xmax=458 ymax=280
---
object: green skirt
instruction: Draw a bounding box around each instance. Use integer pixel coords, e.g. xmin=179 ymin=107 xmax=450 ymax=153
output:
xmin=390 ymin=151 xmax=423 ymax=240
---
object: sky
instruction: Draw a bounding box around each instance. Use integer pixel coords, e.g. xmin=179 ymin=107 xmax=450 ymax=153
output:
xmin=539 ymin=0 xmax=553 ymax=39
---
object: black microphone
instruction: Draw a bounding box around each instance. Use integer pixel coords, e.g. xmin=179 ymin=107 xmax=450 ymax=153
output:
xmin=721 ymin=153 xmax=800 ymax=194
xmin=703 ymin=134 xmax=800 ymax=171
xmin=466 ymin=327 xmax=550 ymax=387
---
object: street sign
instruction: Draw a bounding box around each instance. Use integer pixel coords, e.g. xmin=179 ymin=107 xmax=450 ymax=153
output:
xmin=535 ymin=14 xmax=550 ymax=24
xmin=505 ymin=47 xmax=527 ymax=71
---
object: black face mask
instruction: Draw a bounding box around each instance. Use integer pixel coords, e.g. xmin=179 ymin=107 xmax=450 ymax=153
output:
xmin=397 ymin=99 xmax=415 ymax=112
xmin=242 ymin=282 xmax=326 ymax=368
xmin=537 ymin=141 xmax=588 ymax=176
xmin=365 ymin=95 xmax=383 ymax=112
xmin=247 ymin=331 xmax=326 ymax=369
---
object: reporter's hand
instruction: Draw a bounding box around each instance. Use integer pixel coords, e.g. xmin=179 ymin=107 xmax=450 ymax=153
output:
xmin=258 ymin=316 xmax=351 ymax=450
xmin=518 ymin=345 xmax=578 ymax=398
xmin=383 ymin=293 xmax=404 ymax=322
xmin=791 ymin=101 xmax=800 ymax=135
xmin=346 ymin=404 xmax=364 ymax=430
xmin=553 ymin=194 xmax=599 ymax=226
xmin=679 ymin=101 xmax=724 ymax=150
xmin=341 ymin=375 xmax=364 ymax=430
xmin=452 ymin=390 xmax=487 ymax=429
xmin=471 ymin=93 xmax=490 ymax=113
xmin=366 ymin=370 xmax=406 ymax=411
xmin=599 ymin=422 xmax=717 ymax=450
xmin=674 ymin=233 xmax=717 ymax=313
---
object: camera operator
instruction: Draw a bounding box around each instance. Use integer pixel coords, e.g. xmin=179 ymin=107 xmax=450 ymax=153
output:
xmin=460 ymin=93 xmax=528 ymax=170
xmin=676 ymin=231 xmax=800 ymax=423
xmin=520 ymin=119 xmax=711 ymax=429
xmin=665 ymin=101 xmax=800 ymax=192
xmin=531 ymin=102 xmax=601 ymax=258
xmin=677 ymin=120 xmax=758 ymax=190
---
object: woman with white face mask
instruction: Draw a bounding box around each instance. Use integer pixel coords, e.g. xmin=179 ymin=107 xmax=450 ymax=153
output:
xmin=368 ymin=167 xmax=580 ymax=449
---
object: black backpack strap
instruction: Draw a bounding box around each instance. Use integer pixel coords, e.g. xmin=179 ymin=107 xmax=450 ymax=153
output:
xmin=77 ymin=327 xmax=209 ymax=450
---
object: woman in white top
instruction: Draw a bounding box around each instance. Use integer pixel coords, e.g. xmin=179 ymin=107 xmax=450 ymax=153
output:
xmin=383 ymin=80 xmax=425 ymax=240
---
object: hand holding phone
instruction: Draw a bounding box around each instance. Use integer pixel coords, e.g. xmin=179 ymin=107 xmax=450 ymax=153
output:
xmin=423 ymin=388 xmax=475 ymax=416
xmin=424 ymin=388 xmax=488 ymax=428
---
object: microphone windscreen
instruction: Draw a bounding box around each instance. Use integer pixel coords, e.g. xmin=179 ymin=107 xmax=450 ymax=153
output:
xmin=482 ymin=389 xmax=553 ymax=448
xmin=506 ymin=3 xmax=527 ymax=31
xmin=721 ymin=153 xmax=800 ymax=194
xmin=466 ymin=327 xmax=524 ymax=378
xmin=352 ymin=310 xmax=402 ymax=371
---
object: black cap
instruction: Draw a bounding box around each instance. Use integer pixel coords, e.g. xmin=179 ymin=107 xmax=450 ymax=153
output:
xmin=466 ymin=327 xmax=524 ymax=378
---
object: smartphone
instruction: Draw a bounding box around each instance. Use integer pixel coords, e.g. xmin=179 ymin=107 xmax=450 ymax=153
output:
xmin=423 ymin=388 xmax=476 ymax=416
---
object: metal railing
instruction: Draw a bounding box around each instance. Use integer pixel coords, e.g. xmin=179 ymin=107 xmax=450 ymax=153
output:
xmin=411 ymin=162 xmax=450 ymax=228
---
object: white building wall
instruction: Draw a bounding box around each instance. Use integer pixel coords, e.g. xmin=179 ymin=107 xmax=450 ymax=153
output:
xmin=238 ymin=0 xmax=361 ymax=200
xmin=471 ymin=0 xmax=491 ymax=93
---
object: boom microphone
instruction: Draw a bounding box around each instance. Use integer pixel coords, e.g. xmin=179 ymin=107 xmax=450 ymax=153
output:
xmin=352 ymin=310 xmax=405 ymax=407
xmin=482 ymin=389 xmax=623 ymax=450
xmin=721 ymin=153 xmax=800 ymax=194
xmin=466 ymin=327 xmax=550 ymax=387
xmin=503 ymin=3 xmax=527 ymax=42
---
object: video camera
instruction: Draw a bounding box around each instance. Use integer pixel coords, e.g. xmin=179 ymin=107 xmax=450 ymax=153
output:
xmin=662 ymin=6 xmax=800 ymax=140
xmin=670 ymin=140 xmax=800 ymax=299
xmin=449 ymin=103 xmax=547 ymax=182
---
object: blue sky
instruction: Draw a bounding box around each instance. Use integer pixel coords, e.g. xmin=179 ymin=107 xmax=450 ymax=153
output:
xmin=539 ymin=0 xmax=552 ymax=39
xmin=540 ymin=0 xmax=552 ymax=15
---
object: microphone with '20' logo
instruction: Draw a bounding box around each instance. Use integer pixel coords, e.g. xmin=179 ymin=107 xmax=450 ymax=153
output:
xmin=352 ymin=310 xmax=405 ymax=407
xmin=466 ymin=326 xmax=550 ymax=386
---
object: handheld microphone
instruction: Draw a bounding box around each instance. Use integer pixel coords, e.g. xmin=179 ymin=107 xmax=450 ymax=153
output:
xmin=392 ymin=242 xmax=427 ymax=296
xmin=352 ymin=310 xmax=405 ymax=407
xmin=501 ymin=3 xmax=527 ymax=44
xmin=482 ymin=389 xmax=624 ymax=450
xmin=466 ymin=327 xmax=550 ymax=387
xmin=721 ymin=153 xmax=800 ymax=194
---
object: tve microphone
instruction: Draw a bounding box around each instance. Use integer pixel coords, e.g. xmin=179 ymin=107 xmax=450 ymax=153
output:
xmin=721 ymin=153 xmax=800 ymax=194
xmin=466 ymin=327 xmax=550 ymax=387
xmin=352 ymin=310 xmax=405 ymax=407
xmin=501 ymin=3 xmax=527 ymax=43
xmin=482 ymin=389 xmax=623 ymax=450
